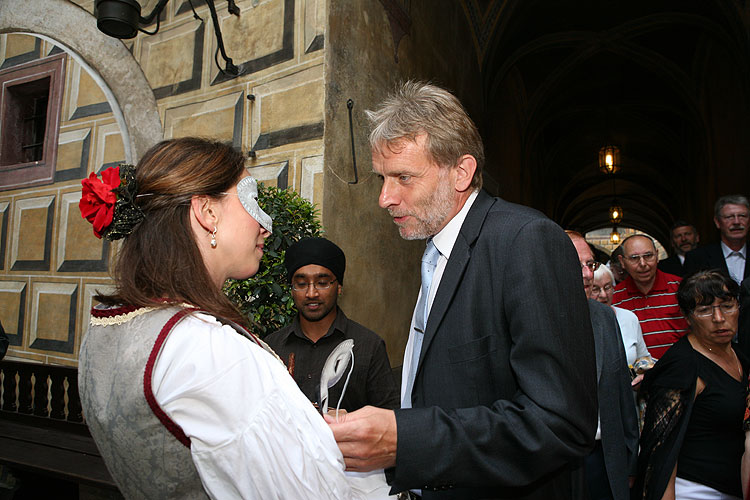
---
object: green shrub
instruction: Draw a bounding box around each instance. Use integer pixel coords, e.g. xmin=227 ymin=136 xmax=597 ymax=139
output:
xmin=224 ymin=184 xmax=322 ymax=337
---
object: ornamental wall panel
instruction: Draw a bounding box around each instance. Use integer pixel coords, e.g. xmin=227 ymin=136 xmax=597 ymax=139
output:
xmin=56 ymin=190 xmax=110 ymax=273
xmin=0 ymin=200 xmax=8 ymax=270
xmin=139 ymin=18 xmax=204 ymax=99
xmin=163 ymin=91 xmax=244 ymax=146
xmin=0 ymin=280 xmax=26 ymax=347
xmin=247 ymin=160 xmax=289 ymax=190
xmin=66 ymin=61 xmax=112 ymax=120
xmin=93 ymin=121 xmax=125 ymax=172
xmin=10 ymin=194 xmax=55 ymax=272
xmin=1 ymin=0 xmax=329 ymax=365
xmin=0 ymin=33 xmax=39 ymax=69
xmin=210 ymin=0 xmax=295 ymax=84
xmin=250 ymin=65 xmax=324 ymax=152
xmin=28 ymin=280 xmax=78 ymax=356
xmin=55 ymin=128 xmax=91 ymax=183
xmin=303 ymin=0 xmax=325 ymax=53
xmin=300 ymin=155 xmax=324 ymax=206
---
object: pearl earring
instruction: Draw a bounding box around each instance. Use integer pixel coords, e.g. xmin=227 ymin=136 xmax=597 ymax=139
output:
xmin=210 ymin=227 xmax=217 ymax=248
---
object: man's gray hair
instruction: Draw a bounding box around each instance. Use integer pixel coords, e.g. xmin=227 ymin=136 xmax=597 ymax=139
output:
xmin=365 ymin=80 xmax=484 ymax=190
xmin=714 ymin=195 xmax=750 ymax=218
xmin=595 ymin=263 xmax=616 ymax=283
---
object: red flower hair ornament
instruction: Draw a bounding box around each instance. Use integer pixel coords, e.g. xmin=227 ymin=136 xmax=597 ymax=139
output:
xmin=80 ymin=167 xmax=120 ymax=238
xmin=79 ymin=164 xmax=143 ymax=240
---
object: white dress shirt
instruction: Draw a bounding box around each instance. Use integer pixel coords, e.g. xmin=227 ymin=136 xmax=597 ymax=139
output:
xmin=401 ymin=190 xmax=479 ymax=408
xmin=721 ymin=241 xmax=746 ymax=285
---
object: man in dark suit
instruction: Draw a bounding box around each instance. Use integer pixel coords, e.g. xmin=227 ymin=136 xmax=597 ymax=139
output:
xmin=738 ymin=277 xmax=750 ymax=358
xmin=568 ymin=231 xmax=638 ymax=500
xmin=683 ymin=195 xmax=750 ymax=284
xmin=658 ymin=221 xmax=699 ymax=277
xmin=327 ymin=82 xmax=597 ymax=499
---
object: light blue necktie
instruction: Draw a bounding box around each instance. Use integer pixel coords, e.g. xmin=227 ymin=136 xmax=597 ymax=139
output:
xmin=727 ymin=251 xmax=745 ymax=285
xmin=402 ymin=239 xmax=440 ymax=408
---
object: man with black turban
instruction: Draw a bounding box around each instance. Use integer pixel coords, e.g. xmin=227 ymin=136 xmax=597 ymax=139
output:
xmin=265 ymin=237 xmax=400 ymax=411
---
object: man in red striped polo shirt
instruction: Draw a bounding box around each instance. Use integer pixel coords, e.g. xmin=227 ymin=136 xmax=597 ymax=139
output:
xmin=612 ymin=234 xmax=689 ymax=359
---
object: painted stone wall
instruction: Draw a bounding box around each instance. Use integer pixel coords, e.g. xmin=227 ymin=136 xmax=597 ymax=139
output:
xmin=324 ymin=0 xmax=483 ymax=364
xmin=2 ymin=0 xmax=484 ymax=370
xmin=0 ymin=33 xmax=123 ymax=365
xmin=0 ymin=0 xmax=328 ymax=365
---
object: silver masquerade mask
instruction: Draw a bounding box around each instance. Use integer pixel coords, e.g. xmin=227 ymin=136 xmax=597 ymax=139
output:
xmin=236 ymin=176 xmax=273 ymax=233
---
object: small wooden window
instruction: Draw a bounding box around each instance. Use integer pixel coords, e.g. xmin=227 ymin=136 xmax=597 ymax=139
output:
xmin=0 ymin=53 xmax=66 ymax=191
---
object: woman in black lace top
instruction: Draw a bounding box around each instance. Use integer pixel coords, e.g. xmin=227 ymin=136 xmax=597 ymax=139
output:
xmin=634 ymin=270 xmax=747 ymax=500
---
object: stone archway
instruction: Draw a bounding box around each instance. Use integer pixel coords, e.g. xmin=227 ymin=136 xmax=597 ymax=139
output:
xmin=0 ymin=0 xmax=162 ymax=161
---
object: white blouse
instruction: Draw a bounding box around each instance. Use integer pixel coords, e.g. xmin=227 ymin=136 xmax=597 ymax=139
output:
xmin=613 ymin=306 xmax=652 ymax=366
xmin=151 ymin=312 xmax=390 ymax=499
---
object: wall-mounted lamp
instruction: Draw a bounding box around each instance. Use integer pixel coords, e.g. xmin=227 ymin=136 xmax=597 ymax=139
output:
xmin=95 ymin=0 xmax=168 ymax=39
xmin=95 ymin=0 xmax=240 ymax=75
xmin=598 ymin=145 xmax=621 ymax=174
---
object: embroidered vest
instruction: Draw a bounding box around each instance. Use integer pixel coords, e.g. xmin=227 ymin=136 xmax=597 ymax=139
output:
xmin=79 ymin=306 xmax=209 ymax=499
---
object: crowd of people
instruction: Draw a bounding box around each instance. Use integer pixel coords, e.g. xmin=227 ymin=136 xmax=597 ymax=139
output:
xmin=73 ymin=81 xmax=750 ymax=500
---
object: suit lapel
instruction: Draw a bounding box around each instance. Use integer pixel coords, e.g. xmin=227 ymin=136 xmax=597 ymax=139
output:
xmin=710 ymin=244 xmax=730 ymax=274
xmin=589 ymin=302 xmax=603 ymax=382
xmin=417 ymin=191 xmax=496 ymax=370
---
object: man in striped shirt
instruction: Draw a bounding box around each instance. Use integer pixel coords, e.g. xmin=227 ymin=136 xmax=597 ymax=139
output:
xmin=612 ymin=234 xmax=689 ymax=359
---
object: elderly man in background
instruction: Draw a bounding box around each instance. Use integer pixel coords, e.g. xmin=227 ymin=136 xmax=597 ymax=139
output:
xmin=658 ymin=221 xmax=699 ymax=277
xmin=612 ymin=234 xmax=688 ymax=359
xmin=327 ymin=81 xmax=597 ymax=499
xmin=684 ymin=195 xmax=750 ymax=285
xmin=567 ymin=231 xmax=638 ymax=500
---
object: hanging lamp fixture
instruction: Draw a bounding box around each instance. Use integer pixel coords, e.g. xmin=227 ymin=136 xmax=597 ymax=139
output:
xmin=598 ymin=145 xmax=621 ymax=174
xmin=610 ymin=227 xmax=621 ymax=244
xmin=609 ymin=201 xmax=623 ymax=224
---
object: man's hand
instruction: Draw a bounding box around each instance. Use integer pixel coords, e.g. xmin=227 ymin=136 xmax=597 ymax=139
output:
xmin=325 ymin=405 xmax=397 ymax=471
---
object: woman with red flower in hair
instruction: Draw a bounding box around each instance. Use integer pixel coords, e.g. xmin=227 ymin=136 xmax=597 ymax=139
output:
xmin=77 ymin=138 xmax=366 ymax=499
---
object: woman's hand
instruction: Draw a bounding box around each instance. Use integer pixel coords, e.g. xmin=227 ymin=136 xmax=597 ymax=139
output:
xmin=741 ymin=431 xmax=750 ymax=499
xmin=631 ymin=373 xmax=644 ymax=391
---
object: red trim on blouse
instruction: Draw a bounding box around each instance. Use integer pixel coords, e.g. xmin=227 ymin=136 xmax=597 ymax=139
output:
xmin=90 ymin=304 xmax=139 ymax=318
xmin=143 ymin=308 xmax=193 ymax=448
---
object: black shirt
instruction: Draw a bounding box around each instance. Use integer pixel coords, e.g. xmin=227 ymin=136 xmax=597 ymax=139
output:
xmin=264 ymin=307 xmax=400 ymax=411
xmin=677 ymin=348 xmax=747 ymax=497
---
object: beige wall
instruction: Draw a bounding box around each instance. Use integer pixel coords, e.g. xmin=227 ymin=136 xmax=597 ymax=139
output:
xmin=1 ymin=0 xmax=329 ymax=365
xmin=1 ymin=0 xmax=484 ymax=369
xmin=324 ymin=0 xmax=483 ymax=364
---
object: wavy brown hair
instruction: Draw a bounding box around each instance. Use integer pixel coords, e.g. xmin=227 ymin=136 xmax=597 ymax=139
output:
xmin=96 ymin=137 xmax=247 ymax=325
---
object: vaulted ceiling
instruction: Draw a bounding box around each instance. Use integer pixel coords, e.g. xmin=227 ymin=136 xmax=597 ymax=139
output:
xmin=459 ymin=0 xmax=750 ymax=246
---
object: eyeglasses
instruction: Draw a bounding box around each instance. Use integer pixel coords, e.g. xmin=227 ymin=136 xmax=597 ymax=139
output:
xmin=623 ymin=252 xmax=657 ymax=264
xmin=591 ymin=284 xmax=613 ymax=294
xmin=581 ymin=261 xmax=600 ymax=272
xmin=692 ymin=301 xmax=739 ymax=318
xmin=291 ymin=278 xmax=338 ymax=292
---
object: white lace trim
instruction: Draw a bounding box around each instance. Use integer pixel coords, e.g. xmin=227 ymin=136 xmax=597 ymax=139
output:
xmin=90 ymin=306 xmax=156 ymax=326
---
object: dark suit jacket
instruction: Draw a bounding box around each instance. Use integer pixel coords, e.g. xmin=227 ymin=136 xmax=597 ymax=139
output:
xmin=392 ymin=191 xmax=598 ymax=499
xmin=683 ymin=242 xmax=749 ymax=280
xmin=738 ymin=277 xmax=750 ymax=359
xmin=588 ymin=300 xmax=638 ymax=500
xmin=657 ymin=255 xmax=685 ymax=277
